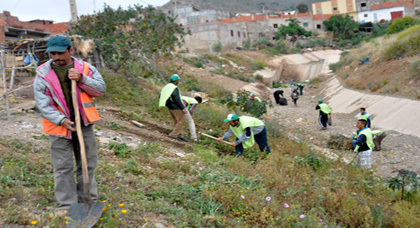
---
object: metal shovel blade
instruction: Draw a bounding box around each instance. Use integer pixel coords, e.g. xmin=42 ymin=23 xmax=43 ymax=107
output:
xmin=67 ymin=202 xmax=106 ymax=228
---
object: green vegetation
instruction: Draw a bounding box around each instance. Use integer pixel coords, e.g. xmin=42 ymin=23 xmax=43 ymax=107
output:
xmin=275 ymin=18 xmax=312 ymax=39
xmin=212 ymin=41 xmax=223 ymax=52
xmin=323 ymin=14 xmax=359 ymax=41
xmin=221 ymin=90 xmax=271 ymax=118
xmin=70 ymin=4 xmax=186 ymax=73
xmin=387 ymin=16 xmax=418 ymax=34
xmin=296 ymin=3 xmax=309 ymax=13
xmin=383 ymin=28 xmax=420 ymax=60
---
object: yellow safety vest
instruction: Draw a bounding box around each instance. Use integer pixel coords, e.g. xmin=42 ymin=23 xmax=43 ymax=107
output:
xmin=159 ymin=83 xmax=178 ymax=108
xmin=230 ymin=116 xmax=264 ymax=149
xmin=355 ymin=128 xmax=374 ymax=152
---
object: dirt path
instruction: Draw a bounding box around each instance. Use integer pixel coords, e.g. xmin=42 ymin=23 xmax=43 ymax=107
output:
xmin=267 ymin=77 xmax=420 ymax=178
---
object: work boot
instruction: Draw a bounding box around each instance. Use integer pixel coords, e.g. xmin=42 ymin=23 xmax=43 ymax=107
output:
xmin=178 ymin=137 xmax=189 ymax=142
xmin=168 ymin=136 xmax=182 ymax=141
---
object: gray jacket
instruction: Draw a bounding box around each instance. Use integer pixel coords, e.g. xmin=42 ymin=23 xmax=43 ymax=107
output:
xmin=33 ymin=58 xmax=106 ymax=127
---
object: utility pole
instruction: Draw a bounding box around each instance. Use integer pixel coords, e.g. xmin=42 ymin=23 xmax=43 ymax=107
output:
xmin=69 ymin=0 xmax=78 ymax=22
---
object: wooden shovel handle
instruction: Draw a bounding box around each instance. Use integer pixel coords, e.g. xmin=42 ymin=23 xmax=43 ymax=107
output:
xmin=71 ymin=80 xmax=91 ymax=201
xmin=200 ymin=132 xmax=231 ymax=145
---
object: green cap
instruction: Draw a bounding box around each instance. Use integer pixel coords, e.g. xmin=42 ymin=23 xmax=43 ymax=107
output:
xmin=318 ymin=99 xmax=323 ymax=103
xmin=45 ymin=35 xmax=71 ymax=53
xmin=251 ymin=93 xmax=255 ymax=96
xmin=224 ymin=113 xmax=239 ymax=122
xmin=170 ymin=74 xmax=180 ymax=82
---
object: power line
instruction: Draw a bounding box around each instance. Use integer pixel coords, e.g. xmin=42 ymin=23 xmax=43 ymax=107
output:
xmin=10 ymin=0 xmax=23 ymax=12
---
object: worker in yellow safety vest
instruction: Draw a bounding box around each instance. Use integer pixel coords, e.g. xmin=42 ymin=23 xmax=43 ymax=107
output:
xmin=181 ymin=96 xmax=202 ymax=141
xmin=216 ymin=114 xmax=270 ymax=157
xmin=159 ymin=74 xmax=188 ymax=142
xmin=315 ymin=99 xmax=332 ymax=130
xmin=353 ymin=119 xmax=375 ymax=168
xmin=359 ymin=107 xmax=372 ymax=128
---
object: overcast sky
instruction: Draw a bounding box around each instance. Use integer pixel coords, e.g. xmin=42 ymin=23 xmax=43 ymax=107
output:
xmin=2 ymin=0 xmax=170 ymax=23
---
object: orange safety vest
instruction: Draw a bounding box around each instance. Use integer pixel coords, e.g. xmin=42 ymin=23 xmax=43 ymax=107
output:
xmin=42 ymin=62 xmax=100 ymax=137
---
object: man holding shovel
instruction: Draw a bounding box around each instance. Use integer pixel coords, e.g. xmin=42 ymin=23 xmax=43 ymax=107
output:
xmin=33 ymin=36 xmax=106 ymax=216
xmin=216 ymin=114 xmax=270 ymax=157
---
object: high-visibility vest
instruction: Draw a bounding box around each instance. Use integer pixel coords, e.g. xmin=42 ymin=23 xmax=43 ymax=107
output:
xmin=42 ymin=62 xmax=100 ymax=137
xmin=230 ymin=116 xmax=264 ymax=149
xmin=159 ymin=83 xmax=178 ymax=108
xmin=181 ymin=96 xmax=197 ymax=110
xmin=318 ymin=103 xmax=331 ymax=115
xmin=354 ymin=128 xmax=375 ymax=152
xmin=359 ymin=113 xmax=371 ymax=121
xmin=254 ymin=97 xmax=262 ymax=103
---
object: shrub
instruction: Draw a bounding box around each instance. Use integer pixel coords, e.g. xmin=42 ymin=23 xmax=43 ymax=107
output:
xmin=409 ymin=59 xmax=420 ymax=79
xmin=329 ymin=62 xmax=344 ymax=72
xmin=242 ymin=39 xmax=251 ymax=50
xmin=383 ymin=32 xmax=420 ymax=60
xmin=212 ymin=41 xmax=223 ymax=52
xmin=387 ymin=16 xmax=418 ymax=34
xmin=252 ymin=38 xmax=273 ymax=49
xmin=251 ymin=60 xmax=266 ymax=71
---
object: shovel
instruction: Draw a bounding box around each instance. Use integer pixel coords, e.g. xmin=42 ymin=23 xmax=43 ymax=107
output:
xmin=68 ymin=80 xmax=105 ymax=228
xmin=200 ymin=132 xmax=231 ymax=145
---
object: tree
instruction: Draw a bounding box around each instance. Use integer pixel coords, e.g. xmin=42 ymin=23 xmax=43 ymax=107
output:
xmin=70 ymin=4 xmax=186 ymax=73
xmin=296 ymin=3 xmax=309 ymax=13
xmin=274 ymin=18 xmax=312 ymax=40
xmin=323 ymin=14 xmax=360 ymax=40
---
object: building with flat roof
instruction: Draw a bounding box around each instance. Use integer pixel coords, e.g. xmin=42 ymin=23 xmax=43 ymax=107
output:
xmin=0 ymin=11 xmax=69 ymax=44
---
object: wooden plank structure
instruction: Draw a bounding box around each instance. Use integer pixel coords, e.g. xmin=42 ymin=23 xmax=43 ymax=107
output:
xmin=0 ymin=36 xmax=104 ymax=120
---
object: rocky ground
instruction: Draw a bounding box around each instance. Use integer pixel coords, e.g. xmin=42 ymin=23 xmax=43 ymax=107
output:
xmin=1 ymin=70 xmax=419 ymax=180
xmin=267 ymin=78 xmax=420 ymax=178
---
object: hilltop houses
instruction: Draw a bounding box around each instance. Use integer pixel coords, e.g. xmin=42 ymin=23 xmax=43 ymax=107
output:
xmin=174 ymin=0 xmax=415 ymax=52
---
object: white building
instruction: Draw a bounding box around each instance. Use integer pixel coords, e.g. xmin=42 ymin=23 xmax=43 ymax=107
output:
xmin=357 ymin=0 xmax=415 ymax=23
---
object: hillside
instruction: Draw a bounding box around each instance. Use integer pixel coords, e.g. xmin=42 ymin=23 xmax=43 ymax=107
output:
xmin=331 ymin=34 xmax=420 ymax=100
xmin=161 ymin=0 xmax=322 ymax=14
xmin=1 ymin=49 xmax=420 ymax=227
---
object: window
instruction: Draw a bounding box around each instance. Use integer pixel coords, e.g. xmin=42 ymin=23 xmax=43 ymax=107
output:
xmin=273 ymin=24 xmax=278 ymax=28
xmin=364 ymin=14 xmax=368 ymax=17
xmin=361 ymin=3 xmax=366 ymax=7
xmin=333 ymin=6 xmax=338 ymax=10
xmin=303 ymin=23 xmax=308 ymax=27
xmin=316 ymin=24 xmax=321 ymax=29
xmin=238 ymin=31 xmax=241 ymax=37
xmin=243 ymin=32 xmax=246 ymax=38
xmin=231 ymin=30 xmax=234 ymax=37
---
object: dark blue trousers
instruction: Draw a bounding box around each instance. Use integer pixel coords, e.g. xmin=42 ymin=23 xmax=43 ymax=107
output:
xmin=235 ymin=127 xmax=271 ymax=157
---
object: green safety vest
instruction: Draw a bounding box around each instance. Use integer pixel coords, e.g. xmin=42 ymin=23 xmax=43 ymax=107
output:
xmin=230 ymin=116 xmax=264 ymax=149
xmin=254 ymin=97 xmax=262 ymax=103
xmin=181 ymin=96 xmax=197 ymax=110
xmin=354 ymin=128 xmax=375 ymax=152
xmin=159 ymin=83 xmax=179 ymax=108
xmin=318 ymin=103 xmax=331 ymax=115
xmin=359 ymin=113 xmax=371 ymax=121
xmin=371 ymin=130 xmax=384 ymax=135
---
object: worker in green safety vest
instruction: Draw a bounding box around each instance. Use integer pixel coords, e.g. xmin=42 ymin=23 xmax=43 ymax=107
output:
xmin=159 ymin=74 xmax=188 ymax=142
xmin=181 ymin=96 xmax=202 ymax=141
xmin=371 ymin=130 xmax=386 ymax=151
xmin=353 ymin=119 xmax=375 ymax=168
xmin=359 ymin=107 xmax=371 ymax=128
xmin=216 ymin=114 xmax=270 ymax=157
xmin=250 ymin=93 xmax=262 ymax=103
xmin=315 ymin=99 xmax=332 ymax=130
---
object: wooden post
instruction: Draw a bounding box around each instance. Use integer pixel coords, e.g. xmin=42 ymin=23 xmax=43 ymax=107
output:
xmin=0 ymin=50 xmax=10 ymax=120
